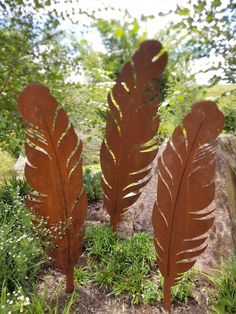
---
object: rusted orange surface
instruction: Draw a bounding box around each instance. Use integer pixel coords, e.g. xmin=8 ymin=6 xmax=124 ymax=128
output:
xmin=18 ymin=83 xmax=87 ymax=293
xmin=100 ymin=40 xmax=168 ymax=230
xmin=152 ymin=101 xmax=224 ymax=312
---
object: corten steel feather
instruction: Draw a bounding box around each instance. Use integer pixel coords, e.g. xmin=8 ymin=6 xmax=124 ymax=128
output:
xmin=100 ymin=40 xmax=168 ymax=230
xmin=17 ymin=83 xmax=87 ymax=293
xmin=152 ymin=101 xmax=224 ymax=312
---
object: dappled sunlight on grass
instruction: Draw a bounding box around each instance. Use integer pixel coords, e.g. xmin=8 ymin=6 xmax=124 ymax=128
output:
xmin=0 ymin=148 xmax=15 ymax=185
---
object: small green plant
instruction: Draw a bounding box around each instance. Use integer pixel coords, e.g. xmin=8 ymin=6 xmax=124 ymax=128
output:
xmin=0 ymin=282 xmax=31 ymax=313
xmin=142 ymin=281 xmax=162 ymax=305
xmin=172 ymin=271 xmax=194 ymax=303
xmin=81 ymin=225 xmax=195 ymax=305
xmin=0 ymin=282 xmax=78 ymax=313
xmin=0 ymin=175 xmax=30 ymax=205
xmin=74 ymin=267 xmax=91 ymax=286
xmin=84 ymin=224 xmax=118 ymax=259
xmin=83 ymin=166 xmax=102 ymax=202
xmin=208 ymin=257 xmax=236 ymax=314
xmin=27 ymin=284 xmax=79 ymax=314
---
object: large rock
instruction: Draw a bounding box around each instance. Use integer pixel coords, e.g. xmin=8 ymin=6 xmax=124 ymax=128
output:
xmin=196 ymin=135 xmax=236 ymax=272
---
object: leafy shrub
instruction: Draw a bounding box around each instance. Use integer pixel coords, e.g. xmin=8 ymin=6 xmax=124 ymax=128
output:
xmin=221 ymin=104 xmax=236 ymax=135
xmin=0 ymin=176 xmax=44 ymax=292
xmin=83 ymin=165 xmax=102 ymax=202
xmin=0 ymin=110 xmax=25 ymax=158
xmin=82 ymin=225 xmax=194 ymax=305
xmin=208 ymin=257 xmax=236 ymax=313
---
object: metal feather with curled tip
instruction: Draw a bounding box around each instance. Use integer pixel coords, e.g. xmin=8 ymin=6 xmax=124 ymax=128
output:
xmin=100 ymin=40 xmax=168 ymax=230
xmin=152 ymin=101 xmax=224 ymax=312
xmin=17 ymin=83 xmax=87 ymax=293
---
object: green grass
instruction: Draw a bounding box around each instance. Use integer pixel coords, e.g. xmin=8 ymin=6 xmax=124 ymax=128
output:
xmin=208 ymin=257 xmax=236 ymax=313
xmin=205 ymin=84 xmax=236 ymax=107
xmin=76 ymin=225 xmax=195 ymax=305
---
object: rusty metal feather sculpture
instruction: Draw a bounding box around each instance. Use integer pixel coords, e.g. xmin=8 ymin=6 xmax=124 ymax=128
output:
xmin=17 ymin=83 xmax=87 ymax=293
xmin=100 ymin=40 xmax=168 ymax=230
xmin=152 ymin=101 xmax=224 ymax=312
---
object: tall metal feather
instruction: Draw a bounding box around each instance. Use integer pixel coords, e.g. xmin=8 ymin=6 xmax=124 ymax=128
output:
xmin=152 ymin=101 xmax=224 ymax=312
xmin=17 ymin=83 xmax=87 ymax=293
xmin=100 ymin=40 xmax=168 ymax=230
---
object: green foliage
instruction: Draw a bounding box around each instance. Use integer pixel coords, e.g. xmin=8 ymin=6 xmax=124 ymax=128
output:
xmin=142 ymin=281 xmax=162 ymax=305
xmin=205 ymin=85 xmax=236 ymax=134
xmin=172 ymin=271 xmax=194 ymax=303
xmin=0 ymin=176 xmax=44 ymax=292
xmin=0 ymin=283 xmax=31 ymax=314
xmin=0 ymin=110 xmax=25 ymax=157
xmin=84 ymin=224 xmax=118 ymax=259
xmin=158 ymin=64 xmax=205 ymax=133
xmin=25 ymin=285 xmax=78 ymax=314
xmin=83 ymin=165 xmax=102 ymax=202
xmin=208 ymin=257 xmax=236 ymax=313
xmin=0 ymin=282 xmax=78 ymax=313
xmin=221 ymin=104 xmax=236 ymax=135
xmin=74 ymin=267 xmax=91 ymax=286
xmin=0 ymin=175 xmax=30 ymax=205
xmin=0 ymin=1 xmax=82 ymax=157
xmin=156 ymin=122 xmax=175 ymax=144
xmin=94 ymin=14 xmax=148 ymax=80
xmin=82 ymin=225 xmax=194 ymax=305
xmin=84 ymin=225 xmax=158 ymax=304
xmin=0 ymin=148 xmax=15 ymax=184
xmin=170 ymin=0 xmax=235 ymax=84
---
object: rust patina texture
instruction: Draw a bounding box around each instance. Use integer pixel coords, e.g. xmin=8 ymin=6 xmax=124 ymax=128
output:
xmin=152 ymin=101 xmax=224 ymax=312
xmin=18 ymin=83 xmax=87 ymax=293
xmin=100 ymin=40 xmax=168 ymax=231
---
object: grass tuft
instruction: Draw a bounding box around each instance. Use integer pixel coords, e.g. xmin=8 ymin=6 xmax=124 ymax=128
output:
xmin=77 ymin=224 xmax=194 ymax=305
xmin=208 ymin=257 xmax=236 ymax=313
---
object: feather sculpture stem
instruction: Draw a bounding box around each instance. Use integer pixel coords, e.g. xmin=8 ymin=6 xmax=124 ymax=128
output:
xmin=164 ymin=279 xmax=171 ymax=313
xmin=66 ymin=268 xmax=74 ymax=293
